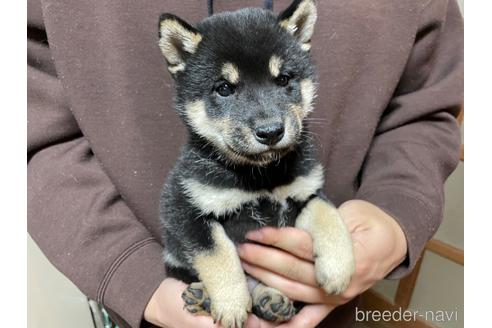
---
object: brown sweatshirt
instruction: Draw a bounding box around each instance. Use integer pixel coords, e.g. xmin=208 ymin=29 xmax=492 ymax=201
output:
xmin=27 ymin=0 xmax=463 ymax=327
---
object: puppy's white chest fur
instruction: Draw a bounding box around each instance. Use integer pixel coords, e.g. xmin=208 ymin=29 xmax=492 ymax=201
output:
xmin=181 ymin=164 xmax=324 ymax=217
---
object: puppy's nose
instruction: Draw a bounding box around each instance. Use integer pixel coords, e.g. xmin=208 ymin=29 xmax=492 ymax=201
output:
xmin=254 ymin=123 xmax=285 ymax=145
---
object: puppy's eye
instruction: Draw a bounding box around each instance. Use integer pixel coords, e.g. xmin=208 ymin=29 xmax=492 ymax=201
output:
xmin=275 ymin=74 xmax=291 ymax=87
xmin=215 ymin=82 xmax=235 ymax=97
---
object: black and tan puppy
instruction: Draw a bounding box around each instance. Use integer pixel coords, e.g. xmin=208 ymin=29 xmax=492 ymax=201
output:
xmin=158 ymin=1 xmax=355 ymax=327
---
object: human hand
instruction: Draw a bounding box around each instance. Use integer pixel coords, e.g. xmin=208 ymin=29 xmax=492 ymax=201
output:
xmin=144 ymin=278 xmax=220 ymax=328
xmin=238 ymin=199 xmax=408 ymax=327
xmin=144 ymin=278 xmax=275 ymax=328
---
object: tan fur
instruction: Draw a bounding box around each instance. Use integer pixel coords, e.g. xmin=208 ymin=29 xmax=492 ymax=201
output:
xmin=295 ymin=198 xmax=355 ymax=294
xmin=221 ymin=62 xmax=240 ymax=84
xmin=168 ymin=63 xmax=185 ymax=74
xmin=268 ymin=55 xmax=283 ymax=77
xmin=274 ymin=164 xmax=324 ymax=201
xmin=279 ymin=19 xmax=293 ymax=34
xmin=289 ymin=104 xmax=304 ymax=129
xmin=287 ymin=78 xmax=315 ymax=129
xmin=301 ymin=42 xmax=312 ymax=51
xmin=194 ymin=223 xmax=251 ymax=328
xmin=182 ymin=178 xmax=261 ymax=217
xmin=279 ymin=0 xmax=317 ymax=50
xmin=226 ymin=151 xmax=283 ymax=166
xmin=159 ymin=19 xmax=202 ymax=73
xmin=185 ymin=100 xmax=230 ymax=151
xmin=300 ymin=79 xmax=316 ymax=114
xmin=274 ymin=119 xmax=296 ymax=149
xmin=182 ymin=164 xmax=324 ymax=216
xmin=182 ymin=111 xmax=277 ymax=164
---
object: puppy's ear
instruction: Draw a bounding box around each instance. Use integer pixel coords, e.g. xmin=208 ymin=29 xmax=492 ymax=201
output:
xmin=158 ymin=14 xmax=202 ymax=75
xmin=278 ymin=0 xmax=317 ymax=51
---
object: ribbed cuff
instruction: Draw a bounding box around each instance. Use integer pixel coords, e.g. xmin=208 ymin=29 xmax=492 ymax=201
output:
xmin=355 ymin=187 xmax=441 ymax=279
xmin=97 ymin=238 xmax=166 ymax=328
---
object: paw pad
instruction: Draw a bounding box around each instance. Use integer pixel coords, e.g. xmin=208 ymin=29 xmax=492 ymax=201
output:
xmin=252 ymin=286 xmax=295 ymax=323
xmin=181 ymin=282 xmax=211 ymax=316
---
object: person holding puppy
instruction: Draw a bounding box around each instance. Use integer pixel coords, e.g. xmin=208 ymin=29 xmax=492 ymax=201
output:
xmin=28 ymin=0 xmax=463 ymax=327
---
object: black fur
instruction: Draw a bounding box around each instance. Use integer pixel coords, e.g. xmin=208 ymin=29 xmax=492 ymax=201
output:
xmin=159 ymin=2 xmax=319 ymax=284
xmin=156 ymin=4 xmax=358 ymax=325
xmin=158 ymin=13 xmax=199 ymax=38
xmin=277 ymin=0 xmax=303 ymax=23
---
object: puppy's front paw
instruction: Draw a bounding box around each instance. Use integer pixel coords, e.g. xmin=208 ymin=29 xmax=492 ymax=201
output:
xmin=314 ymin=251 xmax=354 ymax=295
xmin=295 ymin=197 xmax=355 ymax=295
xmin=210 ymin=285 xmax=252 ymax=328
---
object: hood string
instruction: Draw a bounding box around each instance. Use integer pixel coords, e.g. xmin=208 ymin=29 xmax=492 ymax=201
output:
xmin=208 ymin=0 xmax=214 ymax=16
xmin=208 ymin=0 xmax=274 ymax=17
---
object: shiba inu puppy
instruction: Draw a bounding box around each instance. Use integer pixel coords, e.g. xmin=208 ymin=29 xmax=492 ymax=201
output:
xmin=158 ymin=1 xmax=354 ymax=326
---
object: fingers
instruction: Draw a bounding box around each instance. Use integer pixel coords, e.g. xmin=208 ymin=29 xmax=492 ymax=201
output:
xmin=241 ymin=230 xmax=371 ymax=306
xmin=242 ymin=261 xmax=328 ymax=304
xmin=238 ymin=243 xmax=318 ymax=287
xmin=245 ymin=227 xmax=314 ymax=261
xmin=316 ymin=286 xmax=360 ymax=306
xmin=153 ymin=278 xmax=221 ymax=328
xmin=246 ymin=314 xmax=279 ymax=328
xmin=183 ymin=314 xmax=221 ymax=328
xmin=277 ymin=304 xmax=334 ymax=328
xmin=242 ymin=261 xmax=357 ymax=305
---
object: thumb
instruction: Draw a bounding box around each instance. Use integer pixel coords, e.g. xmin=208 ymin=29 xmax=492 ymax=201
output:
xmin=277 ymin=304 xmax=334 ymax=328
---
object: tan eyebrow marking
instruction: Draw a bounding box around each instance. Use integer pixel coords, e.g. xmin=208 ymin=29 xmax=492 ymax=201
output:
xmin=269 ymin=55 xmax=284 ymax=77
xmin=221 ymin=62 xmax=240 ymax=84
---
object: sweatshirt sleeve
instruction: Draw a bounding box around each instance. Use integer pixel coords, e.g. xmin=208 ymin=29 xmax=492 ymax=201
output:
xmin=354 ymin=0 xmax=463 ymax=279
xmin=27 ymin=2 xmax=166 ymax=327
